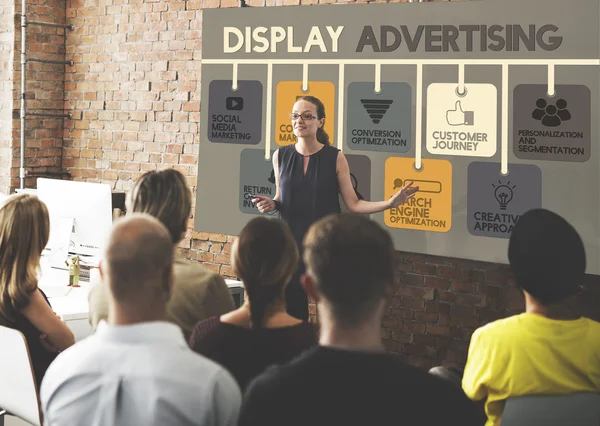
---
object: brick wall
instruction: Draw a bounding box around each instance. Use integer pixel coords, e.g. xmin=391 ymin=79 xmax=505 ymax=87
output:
xmin=0 ymin=0 xmax=13 ymax=195
xmin=16 ymin=0 xmax=68 ymax=189
xmin=0 ymin=0 xmax=68 ymax=193
xmin=1 ymin=0 xmax=599 ymax=370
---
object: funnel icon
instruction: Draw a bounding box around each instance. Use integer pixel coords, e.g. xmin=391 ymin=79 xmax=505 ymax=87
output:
xmin=360 ymin=99 xmax=393 ymax=124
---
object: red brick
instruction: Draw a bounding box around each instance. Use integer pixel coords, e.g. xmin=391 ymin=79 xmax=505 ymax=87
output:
xmin=426 ymin=325 xmax=450 ymax=336
xmin=455 ymin=294 xmax=486 ymax=308
xmin=411 ymin=287 xmax=435 ymax=300
xmin=403 ymin=321 xmax=426 ymax=334
xmin=478 ymin=284 xmax=504 ymax=299
xmin=412 ymin=334 xmax=437 ymax=346
xmin=471 ymin=269 xmax=485 ymax=283
xmin=450 ymin=280 xmax=476 ymax=293
xmin=382 ymin=317 xmax=402 ymax=329
xmin=450 ymin=326 xmax=464 ymax=339
xmin=391 ymin=330 xmax=411 ymax=343
xmin=191 ymin=231 xmax=210 ymax=240
xmin=414 ymin=312 xmax=438 ymax=323
xmin=390 ymin=308 xmax=414 ymax=320
xmin=457 ymin=316 xmax=480 ymax=328
xmin=438 ymin=314 xmax=451 ymax=326
xmin=413 ymin=262 xmax=437 ymax=276
xmin=436 ymin=291 xmax=456 ymax=303
xmin=485 ymin=268 xmax=509 ymax=285
xmin=426 ymin=276 xmax=450 ymax=290
xmin=454 ymin=305 xmax=478 ymax=318
xmin=437 ymin=265 xmax=461 ymax=279
xmin=395 ymin=260 xmax=412 ymax=272
xmin=402 ymin=298 xmax=425 ymax=311
xmin=209 ymin=243 xmax=224 ymax=253
xmin=402 ymin=252 xmax=427 ymax=262
xmin=401 ymin=273 xmax=424 ymax=287
xmin=214 ymin=253 xmax=230 ymax=264
xmin=210 ymin=234 xmax=228 ymax=243
xmin=425 ymin=301 xmax=452 ymax=315
xmin=394 ymin=286 xmax=412 ymax=298
xmin=191 ymin=240 xmax=210 ymax=251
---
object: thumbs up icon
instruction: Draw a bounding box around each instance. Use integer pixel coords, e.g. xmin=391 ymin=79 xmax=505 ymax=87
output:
xmin=446 ymin=101 xmax=474 ymax=126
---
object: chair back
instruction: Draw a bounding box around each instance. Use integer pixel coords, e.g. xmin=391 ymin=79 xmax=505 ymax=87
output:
xmin=500 ymin=393 xmax=600 ymax=426
xmin=0 ymin=325 xmax=42 ymax=426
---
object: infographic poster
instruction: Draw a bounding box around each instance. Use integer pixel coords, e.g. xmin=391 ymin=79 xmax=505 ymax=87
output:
xmin=197 ymin=0 xmax=600 ymax=274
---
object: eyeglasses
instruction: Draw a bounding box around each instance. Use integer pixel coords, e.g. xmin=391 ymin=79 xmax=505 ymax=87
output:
xmin=289 ymin=113 xmax=318 ymax=121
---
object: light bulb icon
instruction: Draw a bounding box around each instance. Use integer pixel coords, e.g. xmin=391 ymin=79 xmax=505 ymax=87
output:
xmin=492 ymin=180 xmax=516 ymax=210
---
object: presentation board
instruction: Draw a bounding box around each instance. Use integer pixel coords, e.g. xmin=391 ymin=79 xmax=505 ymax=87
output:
xmin=196 ymin=0 xmax=600 ymax=274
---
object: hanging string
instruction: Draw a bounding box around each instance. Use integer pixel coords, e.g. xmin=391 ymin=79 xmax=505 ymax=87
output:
xmin=302 ymin=63 xmax=309 ymax=92
xmin=415 ymin=63 xmax=423 ymax=171
xmin=374 ymin=63 xmax=381 ymax=93
xmin=232 ymin=62 xmax=238 ymax=91
xmin=501 ymin=63 xmax=509 ymax=175
xmin=547 ymin=63 xmax=555 ymax=97
xmin=265 ymin=63 xmax=273 ymax=160
xmin=337 ymin=64 xmax=345 ymax=152
xmin=458 ymin=63 xmax=465 ymax=95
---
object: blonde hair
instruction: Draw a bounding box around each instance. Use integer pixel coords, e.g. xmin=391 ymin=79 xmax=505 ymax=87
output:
xmin=233 ymin=217 xmax=298 ymax=328
xmin=127 ymin=169 xmax=192 ymax=244
xmin=0 ymin=194 xmax=50 ymax=323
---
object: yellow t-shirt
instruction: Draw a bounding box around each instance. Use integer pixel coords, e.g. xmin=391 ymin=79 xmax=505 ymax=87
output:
xmin=462 ymin=313 xmax=600 ymax=426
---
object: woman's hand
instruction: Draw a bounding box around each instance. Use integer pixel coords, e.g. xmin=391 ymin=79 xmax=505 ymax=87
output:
xmin=252 ymin=196 xmax=277 ymax=213
xmin=388 ymin=181 xmax=419 ymax=209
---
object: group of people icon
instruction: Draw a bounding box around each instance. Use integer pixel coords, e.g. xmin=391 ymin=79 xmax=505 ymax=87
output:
xmin=532 ymin=98 xmax=571 ymax=127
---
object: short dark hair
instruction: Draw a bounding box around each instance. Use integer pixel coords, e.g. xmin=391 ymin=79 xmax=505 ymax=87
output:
xmin=128 ymin=169 xmax=192 ymax=244
xmin=508 ymin=208 xmax=585 ymax=305
xmin=303 ymin=213 xmax=395 ymax=327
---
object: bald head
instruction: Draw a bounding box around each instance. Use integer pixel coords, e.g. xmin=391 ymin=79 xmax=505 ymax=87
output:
xmin=103 ymin=214 xmax=174 ymax=307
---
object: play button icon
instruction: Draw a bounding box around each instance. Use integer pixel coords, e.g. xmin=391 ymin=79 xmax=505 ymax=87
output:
xmin=226 ymin=97 xmax=244 ymax=111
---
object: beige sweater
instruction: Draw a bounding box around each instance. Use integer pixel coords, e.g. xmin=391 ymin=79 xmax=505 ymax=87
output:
xmin=88 ymin=254 xmax=236 ymax=340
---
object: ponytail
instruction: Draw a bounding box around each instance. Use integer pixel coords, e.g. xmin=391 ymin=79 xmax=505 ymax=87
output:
xmin=316 ymin=126 xmax=330 ymax=146
xmin=245 ymin=281 xmax=283 ymax=329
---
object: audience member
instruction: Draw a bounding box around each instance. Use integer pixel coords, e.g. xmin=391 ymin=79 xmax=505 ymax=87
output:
xmin=41 ymin=214 xmax=241 ymax=426
xmin=462 ymin=208 xmax=600 ymax=426
xmin=189 ymin=217 xmax=317 ymax=390
xmin=0 ymin=194 xmax=74 ymax=387
xmin=88 ymin=168 xmax=234 ymax=339
xmin=239 ymin=213 xmax=480 ymax=426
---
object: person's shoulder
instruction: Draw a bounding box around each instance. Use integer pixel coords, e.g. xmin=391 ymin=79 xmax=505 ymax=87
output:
xmin=292 ymin=321 xmax=319 ymax=344
xmin=189 ymin=316 xmax=222 ymax=345
xmin=324 ymin=144 xmax=341 ymax=156
xmin=382 ymin=358 xmax=479 ymax=423
xmin=41 ymin=336 xmax=100 ymax=394
xmin=472 ymin=313 xmax=524 ymax=340
xmin=277 ymin=144 xmax=295 ymax=160
xmin=247 ymin=345 xmax=319 ymax=392
xmin=183 ymin=347 xmax=239 ymax=386
xmin=584 ymin=317 xmax=600 ymax=330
